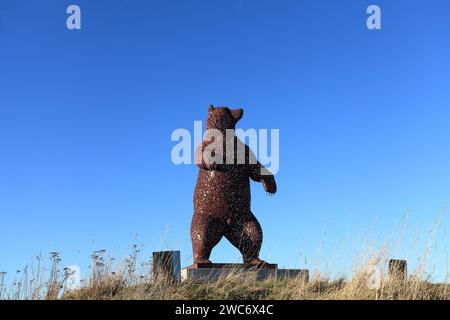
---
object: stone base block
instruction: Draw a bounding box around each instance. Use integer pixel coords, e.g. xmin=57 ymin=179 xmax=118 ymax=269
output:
xmin=276 ymin=269 xmax=309 ymax=282
xmin=181 ymin=263 xmax=309 ymax=282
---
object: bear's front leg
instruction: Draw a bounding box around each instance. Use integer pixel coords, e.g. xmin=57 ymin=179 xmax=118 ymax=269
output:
xmin=261 ymin=174 xmax=277 ymax=194
xmin=249 ymin=163 xmax=277 ymax=194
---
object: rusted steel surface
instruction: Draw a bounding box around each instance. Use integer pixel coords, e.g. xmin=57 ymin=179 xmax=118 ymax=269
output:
xmin=191 ymin=105 xmax=277 ymax=266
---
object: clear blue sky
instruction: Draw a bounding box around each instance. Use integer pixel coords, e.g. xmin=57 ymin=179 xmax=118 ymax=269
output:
xmin=1 ymin=0 xmax=449 ymax=283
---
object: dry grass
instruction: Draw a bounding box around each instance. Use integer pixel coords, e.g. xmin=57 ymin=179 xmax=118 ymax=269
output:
xmin=1 ymin=214 xmax=448 ymax=300
xmin=1 ymin=249 xmax=448 ymax=300
xmin=60 ymin=271 xmax=449 ymax=300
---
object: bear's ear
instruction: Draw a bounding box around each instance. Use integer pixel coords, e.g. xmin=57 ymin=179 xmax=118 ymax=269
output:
xmin=208 ymin=105 xmax=215 ymax=112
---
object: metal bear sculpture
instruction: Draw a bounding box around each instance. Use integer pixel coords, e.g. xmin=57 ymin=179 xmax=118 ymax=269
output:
xmin=191 ymin=105 xmax=277 ymax=266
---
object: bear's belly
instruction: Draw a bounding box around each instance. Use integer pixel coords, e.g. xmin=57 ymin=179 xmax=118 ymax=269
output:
xmin=194 ymin=169 xmax=250 ymax=217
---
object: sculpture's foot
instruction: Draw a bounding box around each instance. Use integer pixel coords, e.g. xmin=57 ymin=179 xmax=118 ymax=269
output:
xmin=195 ymin=258 xmax=212 ymax=264
xmin=245 ymin=258 xmax=268 ymax=268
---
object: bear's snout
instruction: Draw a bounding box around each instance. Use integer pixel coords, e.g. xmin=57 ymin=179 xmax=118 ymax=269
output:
xmin=231 ymin=108 xmax=243 ymax=122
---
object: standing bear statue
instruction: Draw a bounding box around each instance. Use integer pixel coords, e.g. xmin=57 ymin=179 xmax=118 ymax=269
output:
xmin=191 ymin=105 xmax=277 ymax=266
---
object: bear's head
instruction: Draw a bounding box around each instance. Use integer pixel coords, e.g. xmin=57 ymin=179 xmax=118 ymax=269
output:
xmin=205 ymin=105 xmax=243 ymax=131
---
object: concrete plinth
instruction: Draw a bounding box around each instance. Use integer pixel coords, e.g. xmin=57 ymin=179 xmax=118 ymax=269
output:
xmin=181 ymin=263 xmax=309 ymax=282
xmin=277 ymin=269 xmax=309 ymax=282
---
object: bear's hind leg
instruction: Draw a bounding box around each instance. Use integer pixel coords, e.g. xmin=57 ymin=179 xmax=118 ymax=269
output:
xmin=224 ymin=212 xmax=266 ymax=266
xmin=190 ymin=212 xmax=225 ymax=264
